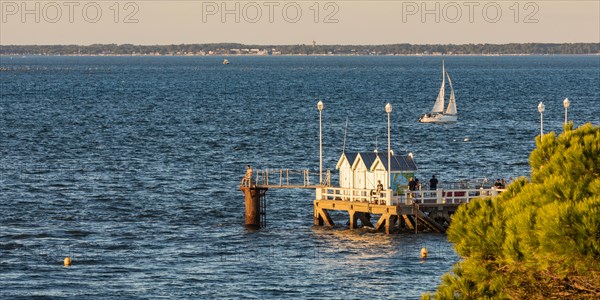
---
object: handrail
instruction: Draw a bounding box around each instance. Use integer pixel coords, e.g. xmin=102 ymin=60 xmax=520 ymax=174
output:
xmin=317 ymin=186 xmax=396 ymax=205
xmin=404 ymin=187 xmax=504 ymax=204
xmin=253 ymin=168 xmax=331 ymax=188
xmin=316 ymin=186 xmax=504 ymax=205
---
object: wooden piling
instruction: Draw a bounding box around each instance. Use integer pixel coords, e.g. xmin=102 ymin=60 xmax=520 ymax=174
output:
xmin=349 ymin=210 xmax=358 ymax=229
xmin=314 ymin=201 xmax=334 ymax=227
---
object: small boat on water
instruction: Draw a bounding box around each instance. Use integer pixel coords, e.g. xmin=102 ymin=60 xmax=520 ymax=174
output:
xmin=223 ymin=59 xmax=230 ymax=65
xmin=419 ymin=61 xmax=458 ymax=124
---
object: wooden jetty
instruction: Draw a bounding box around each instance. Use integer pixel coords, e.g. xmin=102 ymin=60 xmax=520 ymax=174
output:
xmin=314 ymin=186 xmax=503 ymax=234
xmin=241 ymin=168 xmax=504 ymax=233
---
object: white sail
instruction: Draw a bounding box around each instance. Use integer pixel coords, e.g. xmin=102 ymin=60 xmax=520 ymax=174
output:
xmin=419 ymin=60 xmax=458 ymax=124
xmin=431 ymin=61 xmax=445 ymax=113
xmin=445 ymin=71 xmax=457 ymax=115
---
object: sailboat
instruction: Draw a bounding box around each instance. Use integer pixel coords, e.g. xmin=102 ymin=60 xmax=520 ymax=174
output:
xmin=419 ymin=61 xmax=458 ymax=123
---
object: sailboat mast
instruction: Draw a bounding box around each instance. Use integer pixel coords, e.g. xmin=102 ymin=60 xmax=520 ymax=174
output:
xmin=342 ymin=116 xmax=348 ymax=153
xmin=442 ymin=60 xmax=445 ymax=82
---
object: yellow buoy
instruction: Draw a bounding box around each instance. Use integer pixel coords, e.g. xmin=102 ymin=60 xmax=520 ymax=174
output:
xmin=64 ymin=257 xmax=72 ymax=267
xmin=420 ymin=247 xmax=428 ymax=259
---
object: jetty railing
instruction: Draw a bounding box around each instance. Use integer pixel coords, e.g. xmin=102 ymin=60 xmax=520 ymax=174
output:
xmin=317 ymin=187 xmax=396 ymax=205
xmin=316 ymin=187 xmax=504 ymax=205
xmin=253 ymin=168 xmax=331 ymax=188
xmin=403 ymin=188 xmax=504 ymax=204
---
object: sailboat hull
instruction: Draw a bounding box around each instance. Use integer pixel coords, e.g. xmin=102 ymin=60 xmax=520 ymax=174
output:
xmin=419 ymin=113 xmax=457 ymax=123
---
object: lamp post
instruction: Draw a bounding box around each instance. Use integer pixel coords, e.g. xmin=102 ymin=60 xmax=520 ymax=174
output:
xmin=538 ymin=101 xmax=545 ymax=141
xmin=563 ymin=98 xmax=570 ymax=125
xmin=317 ymin=100 xmax=324 ymax=185
xmin=385 ymin=103 xmax=392 ymax=190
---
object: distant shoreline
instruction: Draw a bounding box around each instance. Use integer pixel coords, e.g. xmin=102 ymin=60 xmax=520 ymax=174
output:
xmin=2 ymin=53 xmax=599 ymax=57
xmin=2 ymin=43 xmax=598 ymax=56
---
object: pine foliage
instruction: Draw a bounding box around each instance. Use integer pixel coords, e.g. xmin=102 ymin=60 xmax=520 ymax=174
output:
xmin=432 ymin=123 xmax=600 ymax=299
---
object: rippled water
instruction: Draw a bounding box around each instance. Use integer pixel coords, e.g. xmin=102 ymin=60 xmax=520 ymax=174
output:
xmin=1 ymin=55 xmax=599 ymax=298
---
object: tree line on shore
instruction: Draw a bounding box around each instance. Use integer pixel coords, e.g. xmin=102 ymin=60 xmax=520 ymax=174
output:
xmin=1 ymin=43 xmax=599 ymax=56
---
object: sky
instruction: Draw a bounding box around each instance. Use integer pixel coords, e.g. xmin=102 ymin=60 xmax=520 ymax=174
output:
xmin=1 ymin=1 xmax=599 ymax=45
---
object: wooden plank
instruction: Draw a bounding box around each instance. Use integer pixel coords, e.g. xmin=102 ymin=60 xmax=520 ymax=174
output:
xmin=357 ymin=212 xmax=373 ymax=227
xmin=316 ymin=207 xmax=334 ymax=227
xmin=314 ymin=200 xmax=400 ymax=215
xmin=374 ymin=214 xmax=387 ymax=231
xmin=402 ymin=214 xmax=415 ymax=230
xmin=257 ymin=185 xmax=321 ymax=189
xmin=416 ymin=210 xmax=446 ymax=233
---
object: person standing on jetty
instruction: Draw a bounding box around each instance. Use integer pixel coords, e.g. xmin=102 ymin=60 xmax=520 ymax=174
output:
xmin=376 ymin=180 xmax=384 ymax=197
xmin=241 ymin=164 xmax=253 ymax=186
xmin=409 ymin=177 xmax=416 ymax=191
xmin=429 ymin=175 xmax=438 ymax=190
xmin=494 ymin=178 xmax=503 ymax=188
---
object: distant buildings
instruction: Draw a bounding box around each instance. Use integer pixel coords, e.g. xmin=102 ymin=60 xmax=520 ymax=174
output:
xmin=1 ymin=43 xmax=598 ymax=56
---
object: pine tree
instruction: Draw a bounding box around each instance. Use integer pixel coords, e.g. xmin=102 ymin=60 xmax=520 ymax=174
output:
xmin=428 ymin=123 xmax=600 ymax=299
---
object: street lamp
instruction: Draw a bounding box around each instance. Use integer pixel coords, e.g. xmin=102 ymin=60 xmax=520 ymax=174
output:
xmin=538 ymin=101 xmax=545 ymax=141
xmin=563 ymin=98 xmax=570 ymax=125
xmin=385 ymin=103 xmax=392 ymax=190
xmin=317 ymin=100 xmax=324 ymax=185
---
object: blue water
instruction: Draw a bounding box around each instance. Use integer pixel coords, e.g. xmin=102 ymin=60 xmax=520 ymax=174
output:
xmin=1 ymin=55 xmax=599 ymax=298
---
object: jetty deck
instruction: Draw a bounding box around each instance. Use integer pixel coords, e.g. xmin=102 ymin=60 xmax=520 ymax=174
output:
xmin=313 ymin=186 xmax=502 ymax=233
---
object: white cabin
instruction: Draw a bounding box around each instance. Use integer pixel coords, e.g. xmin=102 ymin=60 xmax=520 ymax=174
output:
xmin=336 ymin=151 xmax=417 ymax=193
xmin=335 ymin=152 xmax=357 ymax=189
xmin=371 ymin=155 xmax=389 ymax=189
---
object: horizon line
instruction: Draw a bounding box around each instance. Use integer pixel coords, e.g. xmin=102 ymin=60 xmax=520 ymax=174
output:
xmin=3 ymin=42 xmax=599 ymax=47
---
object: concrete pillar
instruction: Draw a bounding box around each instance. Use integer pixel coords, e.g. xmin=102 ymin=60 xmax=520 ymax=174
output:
xmin=241 ymin=186 xmax=261 ymax=228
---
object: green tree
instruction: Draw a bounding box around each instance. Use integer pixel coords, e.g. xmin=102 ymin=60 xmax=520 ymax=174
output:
xmin=427 ymin=123 xmax=600 ymax=299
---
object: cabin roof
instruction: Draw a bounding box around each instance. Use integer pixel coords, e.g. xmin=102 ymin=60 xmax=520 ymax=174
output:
xmin=371 ymin=152 xmax=418 ymax=172
xmin=341 ymin=151 xmax=417 ymax=172
xmin=335 ymin=152 xmax=358 ymax=169
xmin=360 ymin=152 xmax=379 ymax=169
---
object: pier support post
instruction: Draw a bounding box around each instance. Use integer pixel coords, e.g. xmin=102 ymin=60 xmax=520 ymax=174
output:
xmin=314 ymin=201 xmax=334 ymax=227
xmin=314 ymin=206 xmax=323 ymax=226
xmin=389 ymin=215 xmax=398 ymax=233
xmin=240 ymin=186 xmax=267 ymax=228
xmin=349 ymin=210 xmax=358 ymax=229
xmin=375 ymin=214 xmax=394 ymax=234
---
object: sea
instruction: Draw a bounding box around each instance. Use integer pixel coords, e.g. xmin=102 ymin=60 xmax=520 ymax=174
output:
xmin=1 ymin=55 xmax=599 ymax=299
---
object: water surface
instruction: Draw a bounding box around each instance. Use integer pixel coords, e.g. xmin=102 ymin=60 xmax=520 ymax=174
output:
xmin=1 ymin=55 xmax=599 ymax=298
